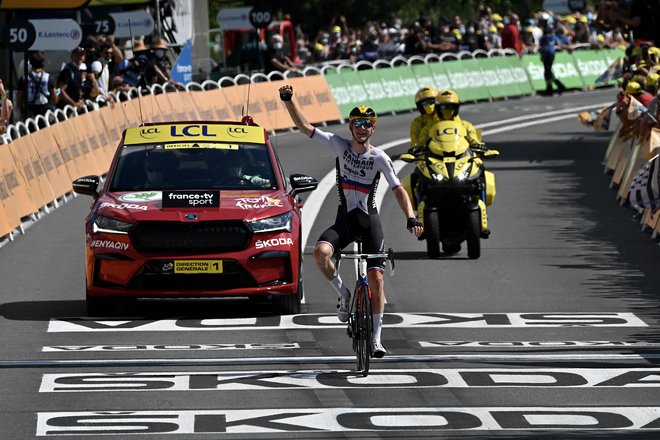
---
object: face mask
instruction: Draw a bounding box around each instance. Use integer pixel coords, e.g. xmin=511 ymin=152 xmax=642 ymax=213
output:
xmin=155 ymin=49 xmax=166 ymax=59
xmin=467 ymin=27 xmax=475 ymax=34
xmin=273 ymin=42 xmax=283 ymax=50
xmin=459 ymin=26 xmax=465 ymax=34
xmin=503 ymin=19 xmax=510 ymax=25
xmin=440 ymin=109 xmax=454 ymax=119
xmin=424 ymin=104 xmax=435 ymax=115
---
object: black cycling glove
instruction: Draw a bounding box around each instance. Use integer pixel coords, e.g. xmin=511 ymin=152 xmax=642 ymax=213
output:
xmin=279 ymin=89 xmax=293 ymax=101
xmin=407 ymin=217 xmax=422 ymax=229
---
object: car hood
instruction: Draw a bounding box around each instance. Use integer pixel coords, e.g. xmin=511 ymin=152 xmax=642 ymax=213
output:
xmin=96 ymin=190 xmax=293 ymax=222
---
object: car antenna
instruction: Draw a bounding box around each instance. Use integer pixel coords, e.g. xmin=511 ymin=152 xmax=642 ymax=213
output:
xmin=128 ymin=19 xmax=145 ymax=127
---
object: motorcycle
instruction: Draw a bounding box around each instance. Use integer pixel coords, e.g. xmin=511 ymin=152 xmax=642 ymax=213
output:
xmin=401 ymin=120 xmax=498 ymax=259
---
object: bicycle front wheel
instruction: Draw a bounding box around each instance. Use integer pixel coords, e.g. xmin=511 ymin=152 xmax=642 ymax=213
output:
xmin=355 ymin=285 xmax=373 ymax=376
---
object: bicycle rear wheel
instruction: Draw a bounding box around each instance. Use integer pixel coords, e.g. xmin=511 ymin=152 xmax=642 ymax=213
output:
xmin=355 ymin=285 xmax=372 ymax=376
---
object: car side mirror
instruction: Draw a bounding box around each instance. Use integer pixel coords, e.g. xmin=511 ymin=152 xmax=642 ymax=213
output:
xmin=290 ymin=173 xmax=318 ymax=197
xmin=72 ymin=175 xmax=101 ymax=198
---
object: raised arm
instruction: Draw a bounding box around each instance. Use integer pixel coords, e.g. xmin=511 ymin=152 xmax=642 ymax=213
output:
xmin=278 ymin=84 xmax=315 ymax=137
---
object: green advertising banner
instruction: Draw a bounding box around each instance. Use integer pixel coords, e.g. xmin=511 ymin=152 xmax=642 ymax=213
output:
xmin=442 ymin=57 xmax=491 ymax=102
xmin=573 ymin=50 xmax=616 ymax=88
xmin=374 ymin=65 xmax=420 ymax=112
xmin=354 ymin=68 xmax=393 ymax=113
xmin=476 ymin=55 xmax=533 ymax=98
xmin=324 ymin=68 xmax=369 ymax=117
xmin=410 ymin=62 xmax=452 ymax=91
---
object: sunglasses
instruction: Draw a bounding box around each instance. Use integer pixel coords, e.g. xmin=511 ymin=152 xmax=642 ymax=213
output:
xmin=437 ymin=104 xmax=456 ymax=110
xmin=351 ymin=119 xmax=374 ymax=128
xmin=421 ymin=100 xmax=435 ymax=106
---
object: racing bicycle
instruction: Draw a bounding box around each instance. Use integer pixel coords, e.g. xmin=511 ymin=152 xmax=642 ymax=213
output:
xmin=335 ymin=237 xmax=395 ymax=376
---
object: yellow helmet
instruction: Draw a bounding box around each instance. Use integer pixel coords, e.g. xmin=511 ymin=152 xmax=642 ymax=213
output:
xmin=415 ymin=86 xmax=439 ymax=115
xmin=435 ymin=89 xmax=460 ymax=119
xmin=427 ymin=120 xmax=469 ymax=156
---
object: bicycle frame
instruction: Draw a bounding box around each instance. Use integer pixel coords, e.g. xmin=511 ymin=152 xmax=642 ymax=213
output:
xmin=335 ymin=239 xmax=394 ymax=376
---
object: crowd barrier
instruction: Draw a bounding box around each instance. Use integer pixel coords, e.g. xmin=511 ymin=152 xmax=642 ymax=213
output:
xmin=321 ymin=48 xmax=624 ymax=115
xmin=0 ymin=47 xmax=624 ymax=242
xmin=0 ymin=76 xmax=340 ymax=239
xmin=603 ymin=122 xmax=660 ymax=239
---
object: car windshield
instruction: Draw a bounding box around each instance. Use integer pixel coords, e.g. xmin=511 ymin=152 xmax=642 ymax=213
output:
xmin=108 ymin=142 xmax=277 ymax=191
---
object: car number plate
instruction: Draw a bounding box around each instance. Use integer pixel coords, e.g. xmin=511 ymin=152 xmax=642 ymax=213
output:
xmin=173 ymin=260 xmax=223 ymax=274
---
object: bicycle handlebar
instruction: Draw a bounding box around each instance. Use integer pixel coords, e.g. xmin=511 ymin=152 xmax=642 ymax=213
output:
xmin=335 ymin=248 xmax=395 ymax=276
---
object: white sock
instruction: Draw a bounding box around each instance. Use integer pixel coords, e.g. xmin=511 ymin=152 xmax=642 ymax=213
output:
xmin=330 ymin=275 xmax=350 ymax=298
xmin=372 ymin=313 xmax=383 ymax=342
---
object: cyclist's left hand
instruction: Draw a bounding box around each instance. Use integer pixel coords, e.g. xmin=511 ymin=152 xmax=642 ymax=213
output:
xmin=407 ymin=217 xmax=423 ymax=237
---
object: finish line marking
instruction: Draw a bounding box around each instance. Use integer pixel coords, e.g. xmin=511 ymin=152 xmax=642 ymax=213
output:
xmin=4 ymin=353 xmax=660 ymax=369
xmin=47 ymin=312 xmax=648 ymax=332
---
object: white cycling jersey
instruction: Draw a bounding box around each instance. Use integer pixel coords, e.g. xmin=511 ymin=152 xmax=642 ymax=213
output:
xmin=311 ymin=127 xmax=401 ymax=215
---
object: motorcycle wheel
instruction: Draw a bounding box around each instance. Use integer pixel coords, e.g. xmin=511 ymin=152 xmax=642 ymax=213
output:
xmin=425 ymin=210 xmax=441 ymax=258
xmin=442 ymin=243 xmax=461 ymax=254
xmin=466 ymin=209 xmax=481 ymax=259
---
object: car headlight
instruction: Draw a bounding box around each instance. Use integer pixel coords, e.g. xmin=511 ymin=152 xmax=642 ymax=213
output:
xmin=93 ymin=215 xmax=133 ymax=235
xmin=248 ymin=212 xmax=292 ymax=233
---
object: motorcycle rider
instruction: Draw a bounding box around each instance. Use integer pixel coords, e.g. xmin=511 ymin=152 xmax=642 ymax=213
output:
xmin=409 ymin=86 xmax=439 ymax=153
xmin=278 ymin=83 xmax=422 ymax=358
xmin=407 ymin=88 xmax=492 ymax=238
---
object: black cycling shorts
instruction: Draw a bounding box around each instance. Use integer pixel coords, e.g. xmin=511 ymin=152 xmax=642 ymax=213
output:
xmin=318 ymin=208 xmax=386 ymax=271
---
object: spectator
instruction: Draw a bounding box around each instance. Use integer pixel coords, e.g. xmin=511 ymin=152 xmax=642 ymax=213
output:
xmin=122 ymin=55 xmax=150 ymax=89
xmin=79 ymin=63 xmax=100 ymax=104
xmin=16 ymin=52 xmax=56 ymax=118
xmin=461 ymin=22 xmax=480 ymax=51
xmin=265 ymin=34 xmax=301 ymax=74
xmin=148 ymin=39 xmax=185 ymax=89
xmin=539 ymin=17 xmax=570 ymax=96
xmin=573 ymin=15 xmax=591 ymax=44
xmin=57 ymin=46 xmax=86 ymax=110
xmin=627 ymin=80 xmax=654 ymax=107
xmin=239 ymin=31 xmax=269 ymax=72
xmin=645 ymin=73 xmax=659 ymax=95
xmin=501 ymin=14 xmax=523 ymax=55
xmin=608 ymin=0 xmax=660 ymax=46
xmin=90 ymin=60 xmax=114 ymax=104
xmin=0 ymin=79 xmax=12 ymax=135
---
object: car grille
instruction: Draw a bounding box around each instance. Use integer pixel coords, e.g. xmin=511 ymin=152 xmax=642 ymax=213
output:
xmin=127 ymin=260 xmax=257 ymax=291
xmin=130 ymin=221 xmax=252 ymax=252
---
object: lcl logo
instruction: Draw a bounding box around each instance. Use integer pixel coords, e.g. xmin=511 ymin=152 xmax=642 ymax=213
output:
xmin=139 ymin=127 xmax=161 ymax=139
xmin=228 ymin=126 xmax=249 ymax=137
xmin=170 ymin=125 xmax=217 ymax=137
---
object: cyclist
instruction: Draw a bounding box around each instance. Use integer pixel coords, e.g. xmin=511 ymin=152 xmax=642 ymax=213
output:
xmin=279 ymin=84 xmax=423 ymax=358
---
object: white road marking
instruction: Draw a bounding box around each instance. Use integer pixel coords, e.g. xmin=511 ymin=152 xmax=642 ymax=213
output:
xmin=46 ymin=312 xmax=647 ymax=332
xmin=38 ymin=368 xmax=660 ymax=392
xmin=36 ymin=406 xmax=660 ymax=435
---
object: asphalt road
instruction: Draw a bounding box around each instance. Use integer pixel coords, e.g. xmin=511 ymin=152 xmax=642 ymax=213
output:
xmin=3 ymin=88 xmax=660 ymax=438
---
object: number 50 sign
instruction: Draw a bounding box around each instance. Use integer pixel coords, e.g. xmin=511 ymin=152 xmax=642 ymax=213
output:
xmin=2 ymin=19 xmax=82 ymax=51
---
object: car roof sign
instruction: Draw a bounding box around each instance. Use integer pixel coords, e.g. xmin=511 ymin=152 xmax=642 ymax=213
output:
xmin=123 ymin=123 xmax=266 ymax=145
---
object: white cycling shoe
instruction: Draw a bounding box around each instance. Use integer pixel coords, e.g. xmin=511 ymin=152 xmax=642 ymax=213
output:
xmin=372 ymin=340 xmax=387 ymax=358
xmin=337 ymin=294 xmax=350 ymax=322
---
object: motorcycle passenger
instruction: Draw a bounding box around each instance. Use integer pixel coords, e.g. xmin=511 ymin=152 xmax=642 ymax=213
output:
xmin=409 ymin=86 xmax=439 ymax=154
xmin=433 ymin=89 xmax=483 ymax=149
xmin=411 ymin=89 xmax=492 ymax=238
xmin=278 ymin=84 xmax=422 ymax=358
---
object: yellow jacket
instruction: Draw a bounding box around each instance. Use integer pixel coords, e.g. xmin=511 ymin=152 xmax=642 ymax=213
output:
xmin=414 ymin=115 xmax=481 ymax=150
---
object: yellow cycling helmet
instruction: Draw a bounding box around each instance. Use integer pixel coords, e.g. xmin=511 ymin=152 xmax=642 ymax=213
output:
xmin=435 ymin=89 xmax=460 ymax=119
xmin=415 ymin=86 xmax=439 ymax=115
xmin=348 ymin=105 xmax=377 ymax=121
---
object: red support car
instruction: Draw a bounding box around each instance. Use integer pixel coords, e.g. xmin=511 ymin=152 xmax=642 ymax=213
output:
xmin=73 ymin=119 xmax=317 ymax=316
